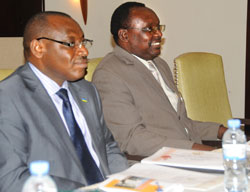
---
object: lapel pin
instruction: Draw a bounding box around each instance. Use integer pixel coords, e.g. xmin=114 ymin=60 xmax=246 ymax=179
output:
xmin=81 ymin=98 xmax=88 ymax=103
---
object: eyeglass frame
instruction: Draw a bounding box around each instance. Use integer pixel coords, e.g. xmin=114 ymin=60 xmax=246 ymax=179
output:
xmin=36 ymin=37 xmax=93 ymax=49
xmin=123 ymin=24 xmax=165 ymax=33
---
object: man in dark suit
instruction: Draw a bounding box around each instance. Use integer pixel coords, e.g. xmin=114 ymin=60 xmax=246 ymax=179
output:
xmin=92 ymin=2 xmax=227 ymax=157
xmin=0 ymin=11 xmax=128 ymax=191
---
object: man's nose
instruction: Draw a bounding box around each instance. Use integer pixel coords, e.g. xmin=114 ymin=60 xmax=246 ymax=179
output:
xmin=154 ymin=29 xmax=163 ymax=37
xmin=76 ymin=44 xmax=89 ymax=57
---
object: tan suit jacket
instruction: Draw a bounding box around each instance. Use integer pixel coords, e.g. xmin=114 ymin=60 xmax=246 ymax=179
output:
xmin=92 ymin=46 xmax=220 ymax=156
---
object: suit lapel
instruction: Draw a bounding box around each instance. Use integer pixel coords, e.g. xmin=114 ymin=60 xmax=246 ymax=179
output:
xmin=33 ymin=87 xmax=82 ymax=164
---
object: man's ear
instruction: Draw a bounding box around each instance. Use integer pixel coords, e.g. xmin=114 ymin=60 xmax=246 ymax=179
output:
xmin=118 ymin=29 xmax=129 ymax=42
xmin=30 ymin=39 xmax=45 ymax=58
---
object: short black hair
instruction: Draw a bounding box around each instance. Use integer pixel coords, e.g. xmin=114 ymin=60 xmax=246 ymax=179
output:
xmin=110 ymin=2 xmax=145 ymax=44
xmin=23 ymin=11 xmax=71 ymax=60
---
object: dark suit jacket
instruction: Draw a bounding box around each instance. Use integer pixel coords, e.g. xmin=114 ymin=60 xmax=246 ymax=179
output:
xmin=0 ymin=63 xmax=128 ymax=191
xmin=92 ymin=46 xmax=220 ymax=156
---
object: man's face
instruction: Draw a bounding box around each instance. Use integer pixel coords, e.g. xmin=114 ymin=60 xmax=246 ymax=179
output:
xmin=123 ymin=7 xmax=163 ymax=60
xmin=37 ymin=15 xmax=89 ymax=86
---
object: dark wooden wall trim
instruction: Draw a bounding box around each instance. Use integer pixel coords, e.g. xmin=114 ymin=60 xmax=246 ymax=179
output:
xmin=245 ymin=0 xmax=250 ymax=134
xmin=42 ymin=0 xmax=45 ymax=12
xmin=0 ymin=0 xmax=45 ymax=37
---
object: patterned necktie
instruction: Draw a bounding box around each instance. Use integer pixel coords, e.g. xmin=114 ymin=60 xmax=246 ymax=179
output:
xmin=147 ymin=61 xmax=179 ymax=111
xmin=56 ymin=88 xmax=104 ymax=185
xmin=147 ymin=60 xmax=161 ymax=83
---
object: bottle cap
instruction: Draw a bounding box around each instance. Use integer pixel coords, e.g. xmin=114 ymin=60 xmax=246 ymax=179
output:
xmin=227 ymin=119 xmax=241 ymax=129
xmin=29 ymin=160 xmax=49 ymax=176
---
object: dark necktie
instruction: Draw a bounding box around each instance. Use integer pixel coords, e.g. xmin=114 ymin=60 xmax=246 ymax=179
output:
xmin=56 ymin=88 xmax=104 ymax=185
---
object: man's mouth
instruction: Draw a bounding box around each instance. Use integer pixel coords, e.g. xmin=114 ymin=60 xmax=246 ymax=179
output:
xmin=150 ymin=41 xmax=162 ymax=50
xmin=74 ymin=57 xmax=88 ymax=67
xmin=151 ymin=42 xmax=161 ymax=46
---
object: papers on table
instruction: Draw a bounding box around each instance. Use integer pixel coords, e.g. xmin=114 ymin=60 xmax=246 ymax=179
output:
xmin=100 ymin=175 xmax=170 ymax=192
xmin=100 ymin=163 xmax=223 ymax=192
xmin=79 ymin=147 xmax=225 ymax=192
xmin=141 ymin=147 xmax=224 ymax=171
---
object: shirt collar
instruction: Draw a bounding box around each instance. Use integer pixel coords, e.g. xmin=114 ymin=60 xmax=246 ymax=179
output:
xmin=28 ymin=62 xmax=68 ymax=96
xmin=132 ymin=54 xmax=155 ymax=70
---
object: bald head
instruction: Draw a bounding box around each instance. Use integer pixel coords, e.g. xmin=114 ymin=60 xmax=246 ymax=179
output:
xmin=23 ymin=11 xmax=71 ymax=60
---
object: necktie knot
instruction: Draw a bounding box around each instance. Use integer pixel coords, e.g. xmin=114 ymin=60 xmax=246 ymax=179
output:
xmin=56 ymin=88 xmax=70 ymax=103
xmin=147 ymin=60 xmax=161 ymax=83
xmin=147 ymin=60 xmax=157 ymax=72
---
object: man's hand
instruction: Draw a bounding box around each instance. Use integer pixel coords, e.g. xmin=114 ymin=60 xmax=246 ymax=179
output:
xmin=192 ymin=143 xmax=216 ymax=151
xmin=217 ymin=125 xmax=228 ymax=139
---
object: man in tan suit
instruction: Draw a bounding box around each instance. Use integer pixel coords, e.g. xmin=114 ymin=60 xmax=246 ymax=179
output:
xmin=92 ymin=2 xmax=227 ymax=157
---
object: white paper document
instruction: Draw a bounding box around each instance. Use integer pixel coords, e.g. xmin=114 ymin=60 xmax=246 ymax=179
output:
xmin=101 ymin=163 xmax=223 ymax=191
xmin=141 ymin=147 xmax=224 ymax=171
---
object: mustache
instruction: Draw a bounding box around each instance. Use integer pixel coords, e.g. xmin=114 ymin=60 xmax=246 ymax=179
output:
xmin=76 ymin=56 xmax=88 ymax=60
xmin=74 ymin=56 xmax=88 ymax=63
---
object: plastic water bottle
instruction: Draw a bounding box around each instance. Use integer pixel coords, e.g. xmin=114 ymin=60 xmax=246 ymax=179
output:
xmin=22 ymin=160 xmax=58 ymax=192
xmin=223 ymin=119 xmax=248 ymax=192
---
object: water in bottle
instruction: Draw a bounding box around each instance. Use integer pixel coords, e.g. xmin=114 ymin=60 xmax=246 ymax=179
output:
xmin=223 ymin=119 xmax=248 ymax=192
xmin=22 ymin=160 xmax=58 ymax=192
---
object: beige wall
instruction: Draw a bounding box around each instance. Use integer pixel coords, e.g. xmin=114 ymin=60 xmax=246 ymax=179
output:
xmin=0 ymin=37 xmax=24 ymax=68
xmin=0 ymin=0 xmax=247 ymax=118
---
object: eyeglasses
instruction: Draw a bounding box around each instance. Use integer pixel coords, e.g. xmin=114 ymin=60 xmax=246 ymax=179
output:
xmin=36 ymin=37 xmax=93 ymax=49
xmin=124 ymin=25 xmax=165 ymax=33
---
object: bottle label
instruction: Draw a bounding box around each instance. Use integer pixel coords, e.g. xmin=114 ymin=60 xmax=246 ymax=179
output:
xmin=223 ymin=144 xmax=246 ymax=160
